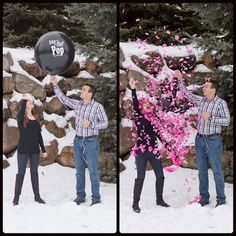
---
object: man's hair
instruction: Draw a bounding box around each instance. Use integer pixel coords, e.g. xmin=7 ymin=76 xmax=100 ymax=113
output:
xmin=83 ymin=83 xmax=96 ymax=98
xmin=206 ymin=77 xmax=220 ymax=93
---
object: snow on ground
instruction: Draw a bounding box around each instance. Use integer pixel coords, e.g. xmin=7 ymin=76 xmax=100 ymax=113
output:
xmin=3 ymin=152 xmax=116 ymax=233
xmin=120 ymin=156 xmax=233 ymax=233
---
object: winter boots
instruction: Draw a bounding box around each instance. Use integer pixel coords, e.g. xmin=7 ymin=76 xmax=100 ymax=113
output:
xmin=156 ymin=177 xmax=170 ymax=207
xmin=132 ymin=178 xmax=144 ymax=213
xmin=12 ymin=174 xmax=24 ymax=206
xmin=31 ymin=172 xmax=46 ymax=204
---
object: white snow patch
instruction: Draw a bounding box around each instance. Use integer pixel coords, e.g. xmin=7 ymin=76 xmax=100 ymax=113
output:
xmin=7 ymin=118 xmax=18 ymax=128
xmin=43 ymin=112 xmax=68 ymax=128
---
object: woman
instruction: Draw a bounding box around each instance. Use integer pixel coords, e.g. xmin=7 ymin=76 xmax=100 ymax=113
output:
xmin=13 ymin=94 xmax=47 ymax=205
xmin=129 ymin=78 xmax=171 ymax=213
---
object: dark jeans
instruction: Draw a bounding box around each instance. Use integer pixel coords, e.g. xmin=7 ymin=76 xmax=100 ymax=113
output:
xmin=135 ymin=150 xmax=164 ymax=180
xmin=17 ymin=153 xmax=39 ymax=176
xmin=195 ymin=134 xmax=226 ymax=203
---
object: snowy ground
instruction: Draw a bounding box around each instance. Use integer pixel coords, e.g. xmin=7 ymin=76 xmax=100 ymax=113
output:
xmin=3 ymin=153 xmax=117 ymax=233
xmin=120 ymin=156 xmax=233 ymax=233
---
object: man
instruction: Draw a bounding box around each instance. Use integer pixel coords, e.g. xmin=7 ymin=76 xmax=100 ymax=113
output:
xmin=174 ymin=70 xmax=230 ymax=207
xmin=50 ymin=75 xmax=108 ymax=206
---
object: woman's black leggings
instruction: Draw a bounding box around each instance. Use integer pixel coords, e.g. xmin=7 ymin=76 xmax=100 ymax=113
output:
xmin=17 ymin=153 xmax=39 ymax=175
xmin=135 ymin=150 xmax=164 ymax=180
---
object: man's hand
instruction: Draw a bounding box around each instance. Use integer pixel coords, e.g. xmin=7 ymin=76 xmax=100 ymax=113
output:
xmin=173 ymin=70 xmax=183 ymax=80
xmin=202 ymin=112 xmax=211 ymax=121
xmin=82 ymin=119 xmax=91 ymax=128
xmin=129 ymin=77 xmax=138 ymax=89
xmin=50 ymin=75 xmax=58 ymax=86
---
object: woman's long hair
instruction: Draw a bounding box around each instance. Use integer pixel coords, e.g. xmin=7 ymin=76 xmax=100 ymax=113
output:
xmin=18 ymin=100 xmax=38 ymax=128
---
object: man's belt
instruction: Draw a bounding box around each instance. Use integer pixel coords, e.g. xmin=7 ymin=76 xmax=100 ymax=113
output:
xmin=197 ymin=133 xmax=220 ymax=137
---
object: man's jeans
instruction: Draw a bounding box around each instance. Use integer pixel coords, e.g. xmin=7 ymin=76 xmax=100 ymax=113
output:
xmin=73 ymin=136 xmax=100 ymax=201
xmin=195 ymin=134 xmax=226 ymax=203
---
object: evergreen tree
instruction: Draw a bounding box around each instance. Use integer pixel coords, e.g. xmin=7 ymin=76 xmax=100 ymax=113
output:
xmin=64 ymin=3 xmax=117 ymax=71
xmin=3 ymin=3 xmax=91 ymax=47
xmin=119 ymin=3 xmax=215 ymax=45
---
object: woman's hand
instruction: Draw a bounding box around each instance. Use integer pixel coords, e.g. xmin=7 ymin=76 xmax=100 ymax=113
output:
xmin=173 ymin=70 xmax=183 ymax=80
xmin=42 ymin=152 xmax=47 ymax=158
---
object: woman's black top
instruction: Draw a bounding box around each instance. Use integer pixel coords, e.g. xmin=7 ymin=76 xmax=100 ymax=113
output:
xmin=131 ymin=89 xmax=169 ymax=151
xmin=17 ymin=100 xmax=46 ymax=154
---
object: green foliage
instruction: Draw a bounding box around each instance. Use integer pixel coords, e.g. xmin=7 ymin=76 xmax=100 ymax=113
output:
xmin=119 ymin=3 xmax=214 ymax=45
xmin=64 ymin=3 xmax=117 ymax=46
xmin=3 ymin=3 xmax=91 ymax=47
xmin=90 ymin=75 xmax=117 ymax=153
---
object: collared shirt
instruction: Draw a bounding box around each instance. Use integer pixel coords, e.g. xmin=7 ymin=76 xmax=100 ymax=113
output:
xmin=179 ymin=79 xmax=230 ymax=135
xmin=54 ymin=85 xmax=108 ymax=137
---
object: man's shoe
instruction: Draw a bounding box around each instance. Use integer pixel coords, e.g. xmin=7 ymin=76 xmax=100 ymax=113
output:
xmin=90 ymin=199 xmax=101 ymax=206
xmin=215 ymin=201 xmax=226 ymax=208
xmin=75 ymin=198 xmax=85 ymax=205
xmin=198 ymin=200 xmax=209 ymax=206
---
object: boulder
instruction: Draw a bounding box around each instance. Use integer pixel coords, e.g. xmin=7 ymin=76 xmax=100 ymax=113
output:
xmin=3 ymin=108 xmax=11 ymax=121
xmin=119 ymin=47 xmax=125 ymax=68
xmin=165 ymin=55 xmax=197 ymax=72
xmin=43 ymin=97 xmax=66 ymax=115
xmin=18 ymin=60 xmax=47 ymax=80
xmin=131 ymin=52 xmax=164 ymax=76
xmin=119 ymin=125 xmax=137 ymax=157
xmin=13 ymin=72 xmax=46 ymax=101
xmin=3 ymin=121 xmax=19 ymax=154
xmin=119 ymin=162 xmax=126 ymax=172
xmin=8 ymin=101 xmax=19 ymax=119
xmin=43 ymin=120 xmax=66 ymax=138
xmin=84 ymin=60 xmax=100 ymax=74
xmin=56 ymin=146 xmax=75 ymax=168
xmin=44 ymin=79 xmax=71 ymax=97
xmin=60 ymin=62 xmax=80 ymax=77
xmin=3 ymin=159 xmax=10 ymax=169
xmin=99 ymin=152 xmax=116 ymax=183
xmin=181 ymin=146 xmax=197 ymax=169
xmin=69 ymin=117 xmax=76 ymax=129
xmin=119 ymin=73 xmax=128 ymax=92
xmin=3 ymin=52 xmax=13 ymax=72
xmin=39 ymin=140 xmax=59 ymax=166
xmin=120 ymin=99 xmax=133 ymax=120
xmin=3 ymin=75 xmax=15 ymax=94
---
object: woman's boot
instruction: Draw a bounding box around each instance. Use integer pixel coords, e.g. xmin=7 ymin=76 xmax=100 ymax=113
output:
xmin=132 ymin=178 xmax=144 ymax=213
xmin=156 ymin=177 xmax=170 ymax=207
xmin=13 ymin=174 xmax=24 ymax=205
xmin=31 ymin=172 xmax=46 ymax=204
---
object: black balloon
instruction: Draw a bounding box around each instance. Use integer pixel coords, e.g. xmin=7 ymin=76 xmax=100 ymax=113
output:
xmin=34 ymin=31 xmax=75 ymax=75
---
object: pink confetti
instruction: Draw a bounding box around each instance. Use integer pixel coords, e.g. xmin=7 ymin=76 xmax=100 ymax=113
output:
xmin=175 ymin=35 xmax=180 ymax=41
xmin=164 ymin=165 xmax=179 ymax=173
xmin=188 ymin=195 xmax=201 ymax=204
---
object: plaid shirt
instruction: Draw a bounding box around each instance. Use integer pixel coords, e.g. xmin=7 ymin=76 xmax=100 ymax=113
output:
xmin=179 ymin=79 xmax=230 ymax=135
xmin=54 ymin=85 xmax=108 ymax=137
